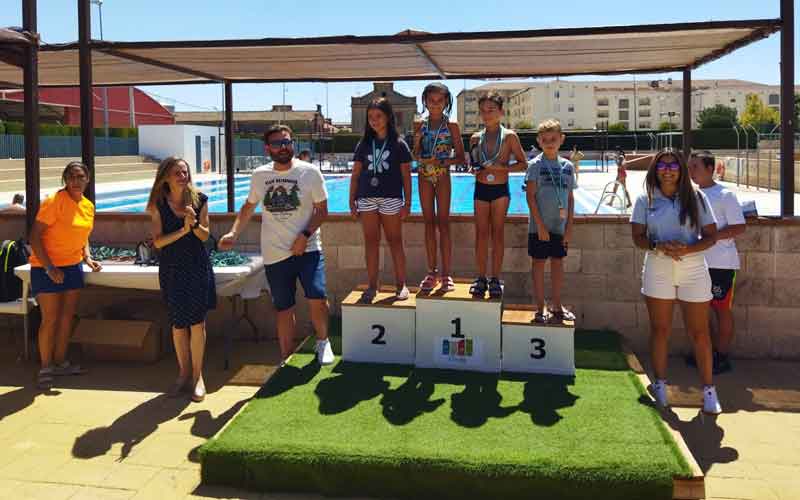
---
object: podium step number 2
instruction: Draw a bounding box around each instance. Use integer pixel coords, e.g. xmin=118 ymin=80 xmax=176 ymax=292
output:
xmin=415 ymin=284 xmax=502 ymax=373
xmin=341 ymin=289 xmax=416 ymax=365
xmin=501 ymin=307 xmax=575 ymax=376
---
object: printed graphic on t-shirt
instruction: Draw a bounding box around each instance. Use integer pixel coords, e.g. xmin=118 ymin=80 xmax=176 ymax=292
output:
xmin=262 ymin=178 xmax=301 ymax=219
xmin=368 ymin=149 xmax=391 ymax=175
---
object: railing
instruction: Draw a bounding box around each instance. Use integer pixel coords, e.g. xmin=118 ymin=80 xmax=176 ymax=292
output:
xmin=0 ymin=134 xmax=138 ymax=159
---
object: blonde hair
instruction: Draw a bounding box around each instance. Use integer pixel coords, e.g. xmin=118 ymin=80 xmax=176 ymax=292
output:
xmin=146 ymin=157 xmax=199 ymax=212
xmin=537 ymin=119 xmax=562 ymax=134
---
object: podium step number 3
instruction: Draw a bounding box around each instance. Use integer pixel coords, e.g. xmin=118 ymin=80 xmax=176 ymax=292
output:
xmin=501 ymin=307 xmax=575 ymax=376
xmin=341 ymin=289 xmax=416 ymax=365
xmin=415 ymin=283 xmax=502 ymax=373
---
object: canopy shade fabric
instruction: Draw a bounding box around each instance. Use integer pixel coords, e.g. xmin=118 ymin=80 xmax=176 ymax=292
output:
xmin=0 ymin=19 xmax=782 ymax=87
xmin=0 ymin=28 xmax=33 ymax=70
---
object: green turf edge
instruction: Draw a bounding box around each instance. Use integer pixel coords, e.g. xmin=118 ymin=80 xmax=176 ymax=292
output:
xmin=199 ymin=328 xmax=691 ymax=500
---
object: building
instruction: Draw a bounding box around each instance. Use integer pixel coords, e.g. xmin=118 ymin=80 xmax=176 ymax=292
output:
xmin=351 ymin=82 xmax=416 ymax=136
xmin=0 ymin=86 xmax=174 ymax=126
xmin=457 ymin=79 xmax=799 ymax=133
xmin=174 ymin=104 xmax=330 ymax=137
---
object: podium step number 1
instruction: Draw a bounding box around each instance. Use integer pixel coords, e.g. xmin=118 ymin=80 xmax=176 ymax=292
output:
xmin=341 ymin=289 xmax=416 ymax=365
xmin=501 ymin=307 xmax=575 ymax=376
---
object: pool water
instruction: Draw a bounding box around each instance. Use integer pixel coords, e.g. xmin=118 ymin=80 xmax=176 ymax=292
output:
xmin=94 ymin=169 xmax=613 ymax=215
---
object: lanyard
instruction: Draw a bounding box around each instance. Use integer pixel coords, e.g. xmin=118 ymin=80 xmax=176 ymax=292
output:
xmin=548 ymin=159 xmax=565 ymax=208
xmin=425 ymin=117 xmax=448 ymax=158
xmin=371 ymin=139 xmax=388 ymax=176
xmin=479 ymin=126 xmax=503 ymax=164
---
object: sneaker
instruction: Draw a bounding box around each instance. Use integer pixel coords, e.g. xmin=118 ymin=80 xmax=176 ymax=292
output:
xmin=713 ymin=351 xmax=733 ymax=375
xmin=316 ymin=339 xmax=335 ymax=365
xmin=52 ymin=360 xmax=87 ymax=376
xmin=648 ymin=379 xmax=669 ymax=408
xmin=395 ymin=285 xmax=410 ymax=301
xmin=703 ymin=385 xmax=722 ymax=415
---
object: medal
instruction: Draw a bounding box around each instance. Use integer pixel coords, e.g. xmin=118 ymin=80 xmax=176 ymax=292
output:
xmin=370 ymin=177 xmax=380 ymax=187
xmin=479 ymin=126 xmax=504 ymax=166
xmin=559 ymin=207 xmax=567 ymax=219
xmin=487 ymin=174 xmax=495 ymax=182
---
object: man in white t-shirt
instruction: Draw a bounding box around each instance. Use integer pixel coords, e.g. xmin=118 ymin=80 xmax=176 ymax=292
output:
xmin=219 ymin=125 xmax=334 ymax=365
xmin=690 ymin=151 xmax=746 ymax=374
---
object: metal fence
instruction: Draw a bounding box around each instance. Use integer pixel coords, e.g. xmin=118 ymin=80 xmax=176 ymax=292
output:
xmin=0 ymin=134 xmax=139 ymax=159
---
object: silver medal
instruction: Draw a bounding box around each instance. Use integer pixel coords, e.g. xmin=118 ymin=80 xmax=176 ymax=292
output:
xmin=559 ymin=207 xmax=567 ymax=219
xmin=486 ymin=174 xmax=495 ymax=182
xmin=370 ymin=177 xmax=380 ymax=187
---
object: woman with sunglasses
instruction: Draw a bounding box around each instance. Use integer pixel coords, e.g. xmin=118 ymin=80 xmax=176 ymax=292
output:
xmin=630 ymin=149 xmax=721 ymax=415
xmin=29 ymin=162 xmax=102 ymax=389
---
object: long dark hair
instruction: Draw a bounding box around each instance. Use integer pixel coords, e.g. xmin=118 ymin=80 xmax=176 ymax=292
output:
xmin=422 ymin=82 xmax=453 ymax=117
xmin=361 ymin=97 xmax=399 ymax=146
xmin=645 ymin=148 xmax=705 ymax=229
xmin=146 ymin=156 xmax=199 ymax=212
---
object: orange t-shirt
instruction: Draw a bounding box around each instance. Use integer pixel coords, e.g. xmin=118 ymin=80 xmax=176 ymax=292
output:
xmin=29 ymin=190 xmax=95 ymax=268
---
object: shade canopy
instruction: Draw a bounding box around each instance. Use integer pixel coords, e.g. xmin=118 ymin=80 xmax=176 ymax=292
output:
xmin=0 ymin=28 xmax=33 ymax=70
xmin=0 ymin=19 xmax=782 ymax=87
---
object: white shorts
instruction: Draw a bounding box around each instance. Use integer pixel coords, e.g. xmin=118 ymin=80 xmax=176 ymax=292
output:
xmin=357 ymin=197 xmax=403 ymax=215
xmin=641 ymin=252 xmax=712 ymax=303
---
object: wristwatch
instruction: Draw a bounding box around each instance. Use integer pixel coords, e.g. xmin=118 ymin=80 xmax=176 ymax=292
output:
xmin=302 ymin=229 xmax=312 ymax=238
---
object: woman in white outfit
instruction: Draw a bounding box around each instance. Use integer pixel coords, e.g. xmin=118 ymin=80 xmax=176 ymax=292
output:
xmin=630 ymin=149 xmax=722 ymax=415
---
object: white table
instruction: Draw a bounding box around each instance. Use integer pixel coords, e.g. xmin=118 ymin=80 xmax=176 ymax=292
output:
xmin=15 ymin=256 xmax=267 ymax=368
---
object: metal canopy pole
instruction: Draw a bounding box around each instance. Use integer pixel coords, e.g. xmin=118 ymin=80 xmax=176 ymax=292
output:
xmin=682 ymin=68 xmax=692 ymax=160
xmin=780 ymin=0 xmax=795 ymax=217
xmin=78 ymin=0 xmax=96 ymax=202
xmin=224 ymin=81 xmax=234 ymax=212
xmin=22 ymin=0 xmax=40 ymax=234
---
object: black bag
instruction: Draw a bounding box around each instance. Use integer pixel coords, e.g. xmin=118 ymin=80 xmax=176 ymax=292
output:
xmin=0 ymin=239 xmax=30 ymax=302
xmin=134 ymin=240 xmax=159 ymax=266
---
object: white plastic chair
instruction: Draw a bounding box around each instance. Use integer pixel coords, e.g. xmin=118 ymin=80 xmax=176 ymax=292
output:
xmin=0 ymin=281 xmax=35 ymax=360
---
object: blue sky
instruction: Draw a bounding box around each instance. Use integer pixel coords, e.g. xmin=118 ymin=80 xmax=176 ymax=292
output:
xmin=3 ymin=1 xmax=797 ymax=122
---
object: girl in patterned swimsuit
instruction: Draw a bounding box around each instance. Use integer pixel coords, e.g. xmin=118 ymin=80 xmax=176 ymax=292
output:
xmin=413 ymin=83 xmax=465 ymax=292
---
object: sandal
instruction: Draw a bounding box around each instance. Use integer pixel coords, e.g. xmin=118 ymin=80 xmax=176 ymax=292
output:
xmin=396 ymin=285 xmax=410 ymax=301
xmin=37 ymin=367 xmax=54 ymax=390
xmin=488 ymin=277 xmax=504 ymax=299
xmin=52 ymin=361 xmax=87 ymax=376
xmin=440 ymin=276 xmax=455 ymax=292
xmin=167 ymin=377 xmax=190 ymax=397
xmin=419 ymin=271 xmax=439 ymax=292
xmin=469 ymin=276 xmax=488 ymax=297
xmin=550 ymin=308 xmax=576 ymax=324
xmin=359 ymin=287 xmax=377 ymax=304
xmin=534 ymin=311 xmax=549 ymax=324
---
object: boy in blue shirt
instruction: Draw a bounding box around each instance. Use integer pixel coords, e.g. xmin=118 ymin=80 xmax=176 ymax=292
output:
xmin=525 ymin=119 xmax=576 ymax=323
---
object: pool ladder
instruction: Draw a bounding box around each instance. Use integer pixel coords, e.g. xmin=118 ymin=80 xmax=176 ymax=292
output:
xmin=594 ymin=181 xmax=631 ymax=215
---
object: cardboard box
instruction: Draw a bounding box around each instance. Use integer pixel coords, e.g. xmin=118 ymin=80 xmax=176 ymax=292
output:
xmin=71 ymin=319 xmax=160 ymax=363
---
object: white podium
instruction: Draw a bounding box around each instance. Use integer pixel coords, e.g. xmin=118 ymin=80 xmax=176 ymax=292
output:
xmin=341 ymin=288 xmax=416 ymax=365
xmin=501 ymin=306 xmax=575 ymax=375
xmin=414 ymin=283 xmax=502 ymax=373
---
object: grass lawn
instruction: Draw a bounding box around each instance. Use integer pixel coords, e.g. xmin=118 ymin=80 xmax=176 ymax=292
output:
xmin=200 ymin=330 xmax=691 ymax=500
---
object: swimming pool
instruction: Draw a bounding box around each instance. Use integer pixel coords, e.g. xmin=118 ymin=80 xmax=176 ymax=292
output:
xmin=94 ymin=171 xmax=614 ymax=215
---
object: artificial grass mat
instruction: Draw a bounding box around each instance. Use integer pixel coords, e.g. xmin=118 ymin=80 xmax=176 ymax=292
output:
xmin=200 ymin=330 xmax=691 ymax=500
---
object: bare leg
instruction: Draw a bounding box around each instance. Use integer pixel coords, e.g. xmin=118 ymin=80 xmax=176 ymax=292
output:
xmin=532 ymin=259 xmax=546 ymax=312
xmin=189 ymin=321 xmax=206 ymax=384
xmin=380 ymin=213 xmax=407 ymax=287
xmin=276 ymin=307 xmax=297 ymax=361
xmin=359 ymin=210 xmax=382 ymax=289
xmin=435 ymin=175 xmax=453 ymax=278
xmin=550 ymin=258 xmax=565 ymax=312
xmin=172 ymin=327 xmax=191 ymax=380
xmin=474 ymin=200 xmax=491 ymax=277
xmin=645 ymin=296 xmax=675 ymax=380
xmin=680 ymin=300 xmax=714 ymax=386
xmin=489 ymin=196 xmax=510 ymax=277
xmin=53 ymin=289 xmax=80 ymax=365
xmin=36 ymin=292 xmax=62 ymax=368
xmin=419 ymin=178 xmax=438 ymax=274
xmin=715 ymin=307 xmax=735 ymax=355
xmin=309 ymin=298 xmax=329 ymax=341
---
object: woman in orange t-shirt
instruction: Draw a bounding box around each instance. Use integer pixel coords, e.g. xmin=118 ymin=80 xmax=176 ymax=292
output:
xmin=29 ymin=162 xmax=102 ymax=390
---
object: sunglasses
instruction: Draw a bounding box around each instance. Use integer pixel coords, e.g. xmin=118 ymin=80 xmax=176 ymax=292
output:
xmin=656 ymin=161 xmax=680 ymax=172
xmin=268 ymin=139 xmax=293 ymax=148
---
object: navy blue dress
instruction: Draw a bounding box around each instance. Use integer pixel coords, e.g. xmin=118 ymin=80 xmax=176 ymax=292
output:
xmin=157 ymin=193 xmax=216 ymax=328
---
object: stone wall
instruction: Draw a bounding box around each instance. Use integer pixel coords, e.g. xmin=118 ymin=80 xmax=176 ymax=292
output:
xmin=2 ymin=212 xmax=799 ymax=360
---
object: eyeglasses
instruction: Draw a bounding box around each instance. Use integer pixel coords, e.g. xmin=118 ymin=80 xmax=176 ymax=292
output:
xmin=656 ymin=161 xmax=680 ymax=172
xmin=268 ymin=139 xmax=293 ymax=149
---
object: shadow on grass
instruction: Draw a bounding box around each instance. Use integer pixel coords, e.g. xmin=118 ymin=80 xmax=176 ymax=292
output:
xmin=517 ymin=374 xmax=579 ymax=427
xmin=255 ymin=357 xmax=320 ymax=399
xmin=381 ymin=372 xmax=446 ymax=425
xmin=314 ymin=362 xmax=393 ymax=415
xmin=72 ymin=393 xmax=189 ymax=460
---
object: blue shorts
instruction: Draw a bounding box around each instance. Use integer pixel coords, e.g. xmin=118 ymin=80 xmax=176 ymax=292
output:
xmin=264 ymin=251 xmax=327 ymax=312
xmin=31 ymin=263 xmax=85 ymax=296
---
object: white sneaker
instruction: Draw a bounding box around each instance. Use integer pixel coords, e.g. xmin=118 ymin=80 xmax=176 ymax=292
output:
xmin=702 ymin=385 xmax=722 ymax=415
xmin=316 ymin=339 xmax=335 ymax=365
xmin=649 ymin=379 xmax=669 ymax=408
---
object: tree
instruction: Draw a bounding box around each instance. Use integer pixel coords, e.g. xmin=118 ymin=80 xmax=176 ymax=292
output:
xmin=740 ymin=93 xmax=779 ymax=132
xmin=794 ymin=93 xmax=800 ymax=131
xmin=607 ymin=122 xmax=628 ymax=132
xmin=514 ymin=120 xmax=534 ymax=130
xmin=658 ymin=121 xmax=678 ymax=131
xmin=697 ymin=105 xmax=738 ymax=129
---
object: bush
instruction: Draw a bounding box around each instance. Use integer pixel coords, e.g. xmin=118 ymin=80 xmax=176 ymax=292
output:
xmin=4 ymin=122 xmax=24 ymax=135
xmin=0 ymin=121 xmax=5 ymax=135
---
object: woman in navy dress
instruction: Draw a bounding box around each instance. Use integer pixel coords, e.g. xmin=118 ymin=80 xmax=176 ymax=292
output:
xmin=146 ymin=157 xmax=216 ymax=402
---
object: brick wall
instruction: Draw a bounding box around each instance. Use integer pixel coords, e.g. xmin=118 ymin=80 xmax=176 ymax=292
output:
xmin=2 ymin=212 xmax=798 ymax=360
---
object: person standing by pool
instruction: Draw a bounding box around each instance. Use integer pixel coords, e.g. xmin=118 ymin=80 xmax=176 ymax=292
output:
xmin=29 ymin=162 xmax=102 ymax=390
xmin=147 ymin=157 xmax=216 ymax=402
xmin=413 ymin=83 xmax=465 ymax=293
xmin=219 ymin=125 xmax=334 ymax=365
xmin=630 ymin=149 xmax=721 ymax=415
xmin=468 ymin=91 xmax=528 ymax=298
xmin=349 ymin=98 xmax=413 ymax=303
xmin=525 ymin=119 xmax=576 ymax=323
xmin=689 ymin=151 xmax=746 ymax=375
xmin=608 ymin=150 xmax=632 ymax=208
